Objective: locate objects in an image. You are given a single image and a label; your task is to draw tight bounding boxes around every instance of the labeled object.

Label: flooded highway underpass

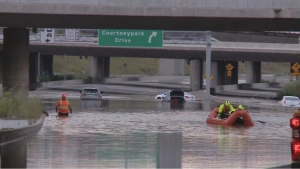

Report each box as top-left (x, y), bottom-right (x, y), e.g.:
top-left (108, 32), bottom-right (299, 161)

top-left (6, 99), bottom-right (296, 168)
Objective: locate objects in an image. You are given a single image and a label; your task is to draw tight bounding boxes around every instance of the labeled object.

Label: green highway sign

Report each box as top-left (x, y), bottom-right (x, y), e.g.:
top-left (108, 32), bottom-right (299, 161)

top-left (98, 29), bottom-right (163, 47)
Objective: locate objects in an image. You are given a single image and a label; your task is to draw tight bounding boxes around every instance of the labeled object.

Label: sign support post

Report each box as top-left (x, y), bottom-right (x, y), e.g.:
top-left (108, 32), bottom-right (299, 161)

top-left (205, 31), bottom-right (212, 112)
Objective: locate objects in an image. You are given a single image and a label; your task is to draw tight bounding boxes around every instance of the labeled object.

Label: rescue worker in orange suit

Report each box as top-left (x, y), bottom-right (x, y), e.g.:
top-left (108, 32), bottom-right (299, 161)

top-left (217, 100), bottom-right (236, 119)
top-left (56, 93), bottom-right (72, 116)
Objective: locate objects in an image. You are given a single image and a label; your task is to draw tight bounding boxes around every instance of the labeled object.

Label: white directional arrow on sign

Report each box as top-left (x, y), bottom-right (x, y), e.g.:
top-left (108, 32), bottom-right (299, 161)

top-left (40, 28), bottom-right (55, 43)
top-left (148, 32), bottom-right (157, 43)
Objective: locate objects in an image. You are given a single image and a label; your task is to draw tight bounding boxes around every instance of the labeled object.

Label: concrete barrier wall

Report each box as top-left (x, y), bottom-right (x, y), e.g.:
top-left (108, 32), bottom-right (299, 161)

top-left (33, 79), bottom-right (90, 89)
top-left (238, 83), bottom-right (269, 89)
top-left (211, 84), bottom-right (239, 93)
top-left (39, 79), bottom-right (90, 88)
top-left (210, 82), bottom-right (281, 94)
top-left (0, 115), bottom-right (44, 146)
top-left (240, 82), bottom-right (281, 89)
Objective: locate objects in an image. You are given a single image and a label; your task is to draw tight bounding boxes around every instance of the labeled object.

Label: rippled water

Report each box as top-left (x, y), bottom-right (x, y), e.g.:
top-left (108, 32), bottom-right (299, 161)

top-left (26, 99), bottom-right (292, 168)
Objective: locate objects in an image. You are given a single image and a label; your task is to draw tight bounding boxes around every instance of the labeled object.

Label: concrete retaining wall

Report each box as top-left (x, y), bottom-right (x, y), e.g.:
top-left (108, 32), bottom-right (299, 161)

top-left (32, 76), bottom-right (142, 89)
top-left (211, 84), bottom-right (239, 93)
top-left (0, 115), bottom-right (44, 146)
top-left (32, 74), bottom-right (279, 87)
top-left (36, 79), bottom-right (90, 88)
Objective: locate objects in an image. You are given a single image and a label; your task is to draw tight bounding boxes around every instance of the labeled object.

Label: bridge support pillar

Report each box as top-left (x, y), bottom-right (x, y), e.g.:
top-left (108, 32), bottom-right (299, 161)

top-left (158, 59), bottom-right (184, 76)
top-left (211, 61), bottom-right (238, 86)
top-left (90, 56), bottom-right (110, 81)
top-left (190, 59), bottom-right (203, 91)
top-left (39, 54), bottom-right (53, 76)
top-left (156, 133), bottom-right (182, 168)
top-left (103, 57), bottom-right (110, 78)
top-left (3, 28), bottom-right (29, 96)
top-left (29, 52), bottom-right (38, 91)
top-left (246, 61), bottom-right (261, 83)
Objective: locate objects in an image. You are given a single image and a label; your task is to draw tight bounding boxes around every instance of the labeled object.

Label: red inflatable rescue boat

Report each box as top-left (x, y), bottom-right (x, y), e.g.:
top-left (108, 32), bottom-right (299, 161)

top-left (206, 107), bottom-right (254, 127)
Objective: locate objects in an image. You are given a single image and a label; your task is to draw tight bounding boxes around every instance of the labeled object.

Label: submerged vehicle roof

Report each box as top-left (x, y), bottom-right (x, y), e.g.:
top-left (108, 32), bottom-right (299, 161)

top-left (170, 90), bottom-right (184, 96)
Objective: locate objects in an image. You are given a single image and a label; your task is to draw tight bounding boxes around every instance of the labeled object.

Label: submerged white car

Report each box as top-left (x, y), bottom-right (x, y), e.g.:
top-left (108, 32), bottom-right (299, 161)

top-left (155, 91), bottom-right (196, 101)
top-left (278, 96), bottom-right (300, 107)
top-left (80, 87), bottom-right (103, 100)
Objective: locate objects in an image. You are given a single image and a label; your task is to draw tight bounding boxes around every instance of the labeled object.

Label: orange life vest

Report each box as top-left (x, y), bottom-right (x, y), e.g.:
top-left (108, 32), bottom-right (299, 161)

top-left (58, 100), bottom-right (69, 113)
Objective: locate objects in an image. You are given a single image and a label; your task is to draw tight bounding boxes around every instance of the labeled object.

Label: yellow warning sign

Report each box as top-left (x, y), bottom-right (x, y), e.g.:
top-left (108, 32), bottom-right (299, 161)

top-left (203, 74), bottom-right (214, 79)
top-left (226, 63), bottom-right (234, 71)
top-left (227, 70), bottom-right (232, 77)
top-left (291, 62), bottom-right (300, 76)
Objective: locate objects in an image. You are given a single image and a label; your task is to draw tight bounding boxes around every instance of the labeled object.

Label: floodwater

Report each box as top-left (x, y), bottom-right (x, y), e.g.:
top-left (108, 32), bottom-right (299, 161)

top-left (18, 99), bottom-right (295, 168)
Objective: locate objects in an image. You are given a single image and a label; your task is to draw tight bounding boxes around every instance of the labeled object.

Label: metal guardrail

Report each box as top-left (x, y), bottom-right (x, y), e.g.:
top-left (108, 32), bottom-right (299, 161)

top-left (0, 29), bottom-right (214, 44)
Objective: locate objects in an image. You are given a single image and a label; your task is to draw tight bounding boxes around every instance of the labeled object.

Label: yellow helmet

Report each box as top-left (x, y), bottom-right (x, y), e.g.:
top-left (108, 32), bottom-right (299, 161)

top-left (224, 100), bottom-right (230, 106)
top-left (238, 105), bottom-right (244, 110)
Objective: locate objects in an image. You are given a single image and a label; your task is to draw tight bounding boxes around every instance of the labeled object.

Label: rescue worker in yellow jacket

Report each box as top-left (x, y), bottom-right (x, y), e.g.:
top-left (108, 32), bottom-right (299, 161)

top-left (234, 104), bottom-right (245, 125)
top-left (218, 100), bottom-right (236, 119)
top-left (56, 93), bottom-right (72, 116)
top-left (236, 105), bottom-right (244, 110)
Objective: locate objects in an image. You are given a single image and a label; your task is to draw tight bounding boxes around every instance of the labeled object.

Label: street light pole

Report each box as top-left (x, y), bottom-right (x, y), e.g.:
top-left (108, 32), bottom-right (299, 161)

top-left (205, 31), bottom-right (212, 112)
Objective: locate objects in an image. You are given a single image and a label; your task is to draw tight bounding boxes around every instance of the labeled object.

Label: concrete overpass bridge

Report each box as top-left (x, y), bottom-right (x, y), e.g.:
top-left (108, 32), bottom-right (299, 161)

top-left (1, 30), bottom-right (299, 61)
top-left (1, 0), bottom-right (300, 94)
top-left (1, 30), bottom-right (299, 91)
top-left (2, 40), bottom-right (298, 61)
top-left (1, 0), bottom-right (300, 31)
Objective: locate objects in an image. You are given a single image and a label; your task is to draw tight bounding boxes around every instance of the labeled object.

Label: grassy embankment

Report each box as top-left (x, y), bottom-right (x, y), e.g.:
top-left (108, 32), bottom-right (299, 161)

top-left (53, 55), bottom-right (291, 76)
top-left (277, 81), bottom-right (300, 99)
top-left (0, 91), bottom-right (44, 119)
